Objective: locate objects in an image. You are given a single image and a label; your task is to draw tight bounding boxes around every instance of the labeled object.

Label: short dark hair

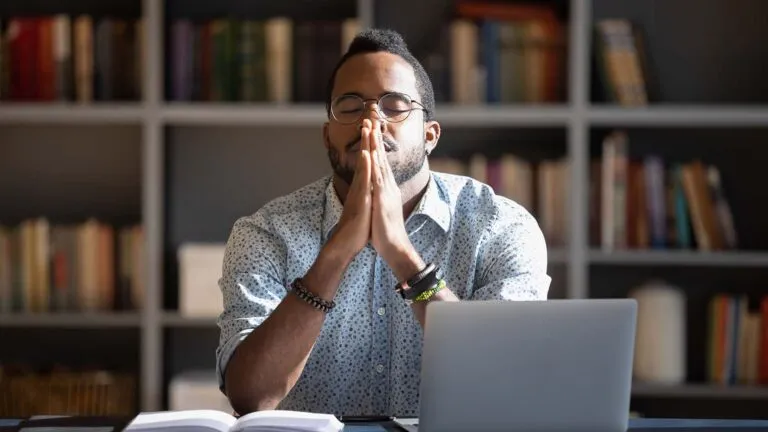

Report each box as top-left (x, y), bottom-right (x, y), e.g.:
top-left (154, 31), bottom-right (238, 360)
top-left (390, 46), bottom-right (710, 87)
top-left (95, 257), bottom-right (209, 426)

top-left (325, 28), bottom-right (436, 122)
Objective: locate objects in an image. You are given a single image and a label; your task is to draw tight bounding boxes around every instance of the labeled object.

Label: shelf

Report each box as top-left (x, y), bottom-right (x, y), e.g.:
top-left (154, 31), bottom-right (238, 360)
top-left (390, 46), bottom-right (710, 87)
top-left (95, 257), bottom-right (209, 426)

top-left (161, 103), bottom-right (327, 126)
top-left (632, 382), bottom-right (768, 399)
top-left (160, 103), bottom-right (573, 127)
top-left (0, 103), bottom-right (144, 124)
top-left (588, 106), bottom-right (768, 127)
top-left (433, 105), bottom-right (571, 126)
top-left (589, 249), bottom-right (768, 267)
top-left (0, 312), bottom-right (142, 328)
top-left (163, 313), bottom-right (218, 328)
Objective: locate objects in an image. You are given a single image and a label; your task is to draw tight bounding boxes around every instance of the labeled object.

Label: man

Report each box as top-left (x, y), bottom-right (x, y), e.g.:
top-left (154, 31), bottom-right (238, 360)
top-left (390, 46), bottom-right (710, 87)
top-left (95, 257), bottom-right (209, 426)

top-left (216, 28), bottom-right (551, 417)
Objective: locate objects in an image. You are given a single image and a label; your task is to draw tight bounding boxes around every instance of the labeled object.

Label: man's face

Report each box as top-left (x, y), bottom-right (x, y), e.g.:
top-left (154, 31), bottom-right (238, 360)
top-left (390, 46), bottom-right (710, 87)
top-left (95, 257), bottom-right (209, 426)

top-left (324, 52), bottom-right (428, 186)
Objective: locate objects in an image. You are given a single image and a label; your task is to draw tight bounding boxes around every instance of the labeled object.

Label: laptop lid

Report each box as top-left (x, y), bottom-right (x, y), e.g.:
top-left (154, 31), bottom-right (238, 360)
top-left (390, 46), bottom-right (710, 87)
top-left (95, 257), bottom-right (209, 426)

top-left (416, 299), bottom-right (637, 432)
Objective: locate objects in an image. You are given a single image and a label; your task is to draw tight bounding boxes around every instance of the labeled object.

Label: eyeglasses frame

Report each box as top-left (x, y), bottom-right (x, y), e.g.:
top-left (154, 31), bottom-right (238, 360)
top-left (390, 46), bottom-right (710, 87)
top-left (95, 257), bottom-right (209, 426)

top-left (328, 92), bottom-right (429, 125)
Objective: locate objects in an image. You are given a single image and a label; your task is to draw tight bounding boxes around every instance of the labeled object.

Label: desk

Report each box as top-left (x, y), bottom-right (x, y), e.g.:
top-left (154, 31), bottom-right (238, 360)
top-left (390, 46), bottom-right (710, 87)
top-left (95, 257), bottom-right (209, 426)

top-left (341, 418), bottom-right (768, 432)
top-left (4, 416), bottom-right (768, 431)
top-left (628, 418), bottom-right (768, 431)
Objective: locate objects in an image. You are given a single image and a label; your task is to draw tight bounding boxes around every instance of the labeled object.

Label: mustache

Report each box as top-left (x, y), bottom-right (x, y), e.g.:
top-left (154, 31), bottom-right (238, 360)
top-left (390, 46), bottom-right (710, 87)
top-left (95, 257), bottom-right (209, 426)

top-left (346, 135), bottom-right (398, 151)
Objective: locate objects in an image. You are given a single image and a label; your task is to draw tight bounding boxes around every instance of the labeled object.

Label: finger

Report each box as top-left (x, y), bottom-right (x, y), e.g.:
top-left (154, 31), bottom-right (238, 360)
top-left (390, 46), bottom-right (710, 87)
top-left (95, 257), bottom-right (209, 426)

top-left (371, 123), bottom-right (387, 175)
top-left (371, 120), bottom-right (381, 151)
top-left (376, 135), bottom-right (391, 181)
top-left (354, 122), bottom-right (372, 192)
top-left (369, 128), bottom-right (381, 188)
top-left (361, 119), bottom-right (373, 191)
top-left (361, 119), bottom-right (372, 152)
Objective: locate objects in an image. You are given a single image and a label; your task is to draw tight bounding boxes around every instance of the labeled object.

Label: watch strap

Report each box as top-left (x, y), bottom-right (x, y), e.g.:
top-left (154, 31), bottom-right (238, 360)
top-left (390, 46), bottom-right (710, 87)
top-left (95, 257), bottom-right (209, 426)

top-left (397, 264), bottom-right (440, 300)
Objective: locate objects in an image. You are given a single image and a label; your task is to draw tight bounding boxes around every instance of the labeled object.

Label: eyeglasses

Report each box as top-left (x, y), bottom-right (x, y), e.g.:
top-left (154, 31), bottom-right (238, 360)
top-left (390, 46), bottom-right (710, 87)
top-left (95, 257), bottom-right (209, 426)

top-left (329, 92), bottom-right (427, 125)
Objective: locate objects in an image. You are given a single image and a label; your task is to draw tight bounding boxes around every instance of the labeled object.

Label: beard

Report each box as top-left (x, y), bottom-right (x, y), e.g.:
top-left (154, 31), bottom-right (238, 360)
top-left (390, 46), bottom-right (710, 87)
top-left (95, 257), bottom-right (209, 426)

top-left (328, 135), bottom-right (426, 186)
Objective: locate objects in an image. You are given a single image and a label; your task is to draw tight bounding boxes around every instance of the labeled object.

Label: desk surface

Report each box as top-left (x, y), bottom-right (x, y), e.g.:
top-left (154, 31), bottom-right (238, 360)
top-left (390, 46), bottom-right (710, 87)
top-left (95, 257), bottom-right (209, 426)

top-left (4, 416), bottom-right (768, 431)
top-left (341, 418), bottom-right (768, 432)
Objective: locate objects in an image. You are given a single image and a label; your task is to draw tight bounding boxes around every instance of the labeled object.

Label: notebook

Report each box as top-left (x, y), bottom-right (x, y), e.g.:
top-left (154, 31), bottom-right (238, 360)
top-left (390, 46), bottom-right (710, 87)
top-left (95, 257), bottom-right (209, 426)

top-left (124, 409), bottom-right (344, 432)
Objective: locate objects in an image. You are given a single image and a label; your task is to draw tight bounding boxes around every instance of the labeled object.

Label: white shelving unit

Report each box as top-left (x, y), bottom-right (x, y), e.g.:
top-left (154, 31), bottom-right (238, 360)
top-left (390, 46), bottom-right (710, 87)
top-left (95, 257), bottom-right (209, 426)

top-left (2, 0), bottom-right (768, 419)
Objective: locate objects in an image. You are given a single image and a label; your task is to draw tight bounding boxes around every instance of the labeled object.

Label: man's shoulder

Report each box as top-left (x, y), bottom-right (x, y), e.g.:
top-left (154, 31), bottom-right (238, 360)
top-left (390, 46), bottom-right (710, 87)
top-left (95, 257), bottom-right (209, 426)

top-left (432, 171), bottom-right (537, 227)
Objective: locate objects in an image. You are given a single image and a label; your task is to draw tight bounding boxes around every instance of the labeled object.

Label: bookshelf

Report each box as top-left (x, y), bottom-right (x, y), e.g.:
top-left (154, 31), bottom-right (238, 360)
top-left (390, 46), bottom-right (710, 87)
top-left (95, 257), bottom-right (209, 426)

top-left (1, 0), bottom-right (768, 421)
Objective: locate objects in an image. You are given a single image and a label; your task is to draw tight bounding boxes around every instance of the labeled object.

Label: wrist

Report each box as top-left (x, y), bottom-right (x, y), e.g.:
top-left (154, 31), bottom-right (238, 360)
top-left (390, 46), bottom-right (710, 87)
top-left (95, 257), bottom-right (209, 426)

top-left (387, 243), bottom-right (426, 282)
top-left (325, 229), bottom-right (362, 267)
top-left (303, 238), bottom-right (354, 300)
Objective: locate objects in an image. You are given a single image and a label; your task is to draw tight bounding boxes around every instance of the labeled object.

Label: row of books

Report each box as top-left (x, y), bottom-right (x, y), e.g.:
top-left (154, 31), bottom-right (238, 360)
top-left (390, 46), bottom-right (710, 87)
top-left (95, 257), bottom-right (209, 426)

top-left (707, 294), bottom-right (768, 385)
top-left (594, 130), bottom-right (737, 251)
top-left (169, 17), bottom-right (359, 103)
top-left (0, 15), bottom-right (145, 102)
top-left (0, 218), bottom-right (145, 313)
top-left (430, 154), bottom-right (568, 246)
top-left (428, 1), bottom-right (567, 104)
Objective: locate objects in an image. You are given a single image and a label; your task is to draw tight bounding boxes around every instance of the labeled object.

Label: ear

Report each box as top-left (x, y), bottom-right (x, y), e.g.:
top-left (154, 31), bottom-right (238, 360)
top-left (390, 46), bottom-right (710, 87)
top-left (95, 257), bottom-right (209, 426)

top-left (424, 120), bottom-right (441, 155)
top-left (322, 121), bottom-right (331, 151)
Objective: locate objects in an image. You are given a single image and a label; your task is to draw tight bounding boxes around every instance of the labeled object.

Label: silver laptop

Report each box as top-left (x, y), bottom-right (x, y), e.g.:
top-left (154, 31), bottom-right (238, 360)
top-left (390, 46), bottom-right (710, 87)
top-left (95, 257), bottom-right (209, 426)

top-left (403, 299), bottom-right (637, 432)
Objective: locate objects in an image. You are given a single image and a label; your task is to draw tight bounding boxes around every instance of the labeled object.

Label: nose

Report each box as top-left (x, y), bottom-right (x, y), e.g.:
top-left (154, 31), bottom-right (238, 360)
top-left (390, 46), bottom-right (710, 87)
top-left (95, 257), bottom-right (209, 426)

top-left (358, 103), bottom-right (388, 131)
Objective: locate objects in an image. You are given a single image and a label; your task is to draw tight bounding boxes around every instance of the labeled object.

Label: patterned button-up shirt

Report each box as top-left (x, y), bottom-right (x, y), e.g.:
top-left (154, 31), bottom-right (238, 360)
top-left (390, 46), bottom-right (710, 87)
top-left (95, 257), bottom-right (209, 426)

top-left (216, 171), bottom-right (551, 417)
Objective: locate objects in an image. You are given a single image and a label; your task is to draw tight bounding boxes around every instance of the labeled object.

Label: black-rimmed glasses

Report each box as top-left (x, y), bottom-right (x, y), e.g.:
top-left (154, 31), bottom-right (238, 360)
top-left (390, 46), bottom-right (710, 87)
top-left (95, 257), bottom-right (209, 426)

top-left (330, 92), bottom-right (427, 125)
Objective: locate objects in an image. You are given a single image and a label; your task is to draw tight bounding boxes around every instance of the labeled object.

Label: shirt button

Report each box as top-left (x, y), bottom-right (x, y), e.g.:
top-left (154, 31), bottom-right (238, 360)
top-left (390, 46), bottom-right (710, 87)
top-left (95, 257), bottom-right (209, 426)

top-left (376, 364), bottom-right (384, 373)
top-left (377, 307), bottom-right (386, 316)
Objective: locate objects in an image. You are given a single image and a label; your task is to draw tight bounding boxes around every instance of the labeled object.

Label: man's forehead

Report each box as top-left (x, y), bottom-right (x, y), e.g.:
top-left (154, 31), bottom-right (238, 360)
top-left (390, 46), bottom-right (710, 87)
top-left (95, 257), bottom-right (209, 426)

top-left (333, 51), bottom-right (419, 98)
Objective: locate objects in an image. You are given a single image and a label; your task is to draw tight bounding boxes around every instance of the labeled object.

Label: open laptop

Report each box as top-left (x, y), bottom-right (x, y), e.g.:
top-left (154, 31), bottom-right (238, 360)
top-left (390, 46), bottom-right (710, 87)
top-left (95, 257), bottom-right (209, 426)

top-left (398, 299), bottom-right (637, 432)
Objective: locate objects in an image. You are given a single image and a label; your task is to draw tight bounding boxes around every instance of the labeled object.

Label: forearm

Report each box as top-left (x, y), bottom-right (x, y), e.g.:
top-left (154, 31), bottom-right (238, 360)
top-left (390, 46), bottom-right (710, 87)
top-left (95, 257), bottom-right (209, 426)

top-left (224, 237), bottom-right (353, 414)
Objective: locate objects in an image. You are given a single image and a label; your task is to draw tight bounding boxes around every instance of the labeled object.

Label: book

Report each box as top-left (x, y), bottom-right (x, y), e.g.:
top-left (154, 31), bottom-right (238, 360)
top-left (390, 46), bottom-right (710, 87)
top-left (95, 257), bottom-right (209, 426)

top-left (124, 409), bottom-right (344, 432)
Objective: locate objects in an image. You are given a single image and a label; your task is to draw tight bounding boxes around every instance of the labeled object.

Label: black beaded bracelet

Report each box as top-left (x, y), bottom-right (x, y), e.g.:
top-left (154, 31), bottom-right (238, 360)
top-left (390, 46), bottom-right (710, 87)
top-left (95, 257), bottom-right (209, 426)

top-left (291, 278), bottom-right (336, 313)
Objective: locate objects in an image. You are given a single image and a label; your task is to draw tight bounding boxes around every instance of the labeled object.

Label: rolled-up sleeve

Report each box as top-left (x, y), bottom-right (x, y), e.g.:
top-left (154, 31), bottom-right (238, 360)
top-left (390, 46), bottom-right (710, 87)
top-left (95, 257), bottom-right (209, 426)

top-left (471, 200), bottom-right (551, 301)
top-left (215, 213), bottom-right (288, 392)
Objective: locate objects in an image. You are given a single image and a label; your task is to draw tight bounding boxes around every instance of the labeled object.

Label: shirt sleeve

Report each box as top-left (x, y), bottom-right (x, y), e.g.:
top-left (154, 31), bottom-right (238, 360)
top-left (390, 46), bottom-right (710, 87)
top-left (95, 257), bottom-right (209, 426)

top-left (470, 199), bottom-right (551, 301)
top-left (215, 213), bottom-right (288, 392)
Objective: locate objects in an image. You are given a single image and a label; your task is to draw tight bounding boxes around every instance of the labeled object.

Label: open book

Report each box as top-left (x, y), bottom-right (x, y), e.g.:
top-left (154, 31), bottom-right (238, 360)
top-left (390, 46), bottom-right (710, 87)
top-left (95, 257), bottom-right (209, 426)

top-left (124, 409), bottom-right (344, 432)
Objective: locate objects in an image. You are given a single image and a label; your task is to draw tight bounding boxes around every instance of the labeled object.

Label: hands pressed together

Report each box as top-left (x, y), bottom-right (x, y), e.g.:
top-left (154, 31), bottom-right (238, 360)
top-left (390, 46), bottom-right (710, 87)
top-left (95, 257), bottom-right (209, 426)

top-left (332, 119), bottom-right (425, 282)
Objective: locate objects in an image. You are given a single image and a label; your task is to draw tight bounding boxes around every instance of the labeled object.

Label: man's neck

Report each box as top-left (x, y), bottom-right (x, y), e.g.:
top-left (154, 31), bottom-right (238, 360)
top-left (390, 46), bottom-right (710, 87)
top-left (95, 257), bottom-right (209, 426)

top-left (333, 168), bottom-right (431, 219)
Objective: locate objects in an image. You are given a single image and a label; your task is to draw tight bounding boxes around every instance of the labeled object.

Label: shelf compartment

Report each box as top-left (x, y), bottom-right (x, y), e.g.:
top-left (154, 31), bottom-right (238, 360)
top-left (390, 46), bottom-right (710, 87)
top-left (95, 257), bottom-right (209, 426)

top-left (590, 265), bottom-right (768, 388)
top-left (0, 327), bottom-right (140, 370)
top-left (589, 127), bottom-right (768, 253)
top-left (162, 326), bottom-right (220, 409)
top-left (0, 124), bottom-right (143, 225)
top-left (591, 0), bottom-right (768, 105)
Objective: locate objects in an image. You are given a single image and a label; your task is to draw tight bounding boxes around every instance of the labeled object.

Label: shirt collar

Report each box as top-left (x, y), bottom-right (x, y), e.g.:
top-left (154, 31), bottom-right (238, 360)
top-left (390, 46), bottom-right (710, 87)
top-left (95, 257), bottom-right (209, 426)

top-left (322, 172), bottom-right (451, 242)
top-left (409, 172), bottom-right (451, 233)
top-left (322, 177), bottom-right (345, 242)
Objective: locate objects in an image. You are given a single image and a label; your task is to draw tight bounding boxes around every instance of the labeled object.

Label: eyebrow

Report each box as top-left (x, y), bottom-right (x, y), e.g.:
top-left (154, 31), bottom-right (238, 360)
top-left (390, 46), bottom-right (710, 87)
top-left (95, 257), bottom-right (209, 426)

top-left (336, 90), bottom-right (401, 99)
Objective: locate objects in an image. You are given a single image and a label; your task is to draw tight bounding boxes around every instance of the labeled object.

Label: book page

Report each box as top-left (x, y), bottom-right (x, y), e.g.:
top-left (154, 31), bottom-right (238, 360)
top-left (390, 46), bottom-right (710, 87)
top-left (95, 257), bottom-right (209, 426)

top-left (231, 410), bottom-right (343, 432)
top-left (125, 409), bottom-right (236, 432)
